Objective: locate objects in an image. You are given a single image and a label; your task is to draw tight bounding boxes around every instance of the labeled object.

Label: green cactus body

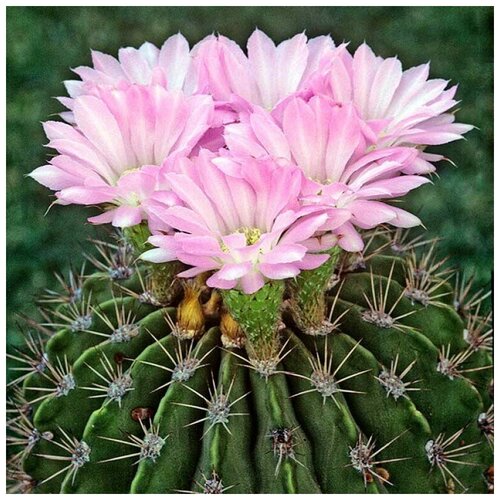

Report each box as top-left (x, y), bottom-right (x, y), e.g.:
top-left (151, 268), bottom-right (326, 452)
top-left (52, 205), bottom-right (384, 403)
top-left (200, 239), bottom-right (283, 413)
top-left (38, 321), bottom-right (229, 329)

top-left (7, 231), bottom-right (493, 494)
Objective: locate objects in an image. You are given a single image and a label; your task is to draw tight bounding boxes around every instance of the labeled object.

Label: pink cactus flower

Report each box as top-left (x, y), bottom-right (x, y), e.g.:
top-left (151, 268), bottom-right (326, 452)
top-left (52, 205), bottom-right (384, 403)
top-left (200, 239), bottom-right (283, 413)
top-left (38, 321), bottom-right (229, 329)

top-left (29, 85), bottom-right (214, 227)
top-left (308, 43), bottom-right (473, 170)
top-left (193, 29), bottom-right (337, 112)
top-left (57, 34), bottom-right (231, 150)
top-left (141, 151), bottom-right (343, 294)
top-left (61, 35), bottom-right (199, 110)
top-left (224, 95), bottom-right (430, 251)
top-left (29, 30), bottom-right (473, 257)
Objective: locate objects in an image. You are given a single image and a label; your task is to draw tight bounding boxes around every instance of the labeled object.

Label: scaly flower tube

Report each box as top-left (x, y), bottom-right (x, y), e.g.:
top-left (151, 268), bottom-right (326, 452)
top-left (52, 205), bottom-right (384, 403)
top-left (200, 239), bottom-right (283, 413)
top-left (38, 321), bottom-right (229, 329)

top-left (224, 95), bottom-right (430, 251)
top-left (29, 85), bottom-right (214, 228)
top-left (140, 150), bottom-right (346, 294)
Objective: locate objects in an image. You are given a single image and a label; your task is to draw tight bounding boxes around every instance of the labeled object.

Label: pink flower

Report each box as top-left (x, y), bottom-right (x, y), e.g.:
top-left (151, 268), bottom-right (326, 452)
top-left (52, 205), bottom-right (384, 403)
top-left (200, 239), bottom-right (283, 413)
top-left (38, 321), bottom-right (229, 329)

top-left (29, 30), bottom-right (473, 253)
top-left (224, 96), bottom-right (430, 251)
top-left (309, 43), bottom-right (473, 170)
top-left (57, 35), bottom-right (229, 151)
top-left (60, 35), bottom-right (200, 114)
top-left (193, 29), bottom-right (336, 112)
top-left (141, 151), bottom-right (338, 294)
top-left (29, 85), bottom-right (214, 227)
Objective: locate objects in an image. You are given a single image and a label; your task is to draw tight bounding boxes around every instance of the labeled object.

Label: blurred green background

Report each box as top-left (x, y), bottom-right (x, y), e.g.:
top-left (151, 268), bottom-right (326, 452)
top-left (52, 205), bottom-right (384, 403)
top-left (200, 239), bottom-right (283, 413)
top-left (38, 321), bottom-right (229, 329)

top-left (7, 6), bottom-right (493, 347)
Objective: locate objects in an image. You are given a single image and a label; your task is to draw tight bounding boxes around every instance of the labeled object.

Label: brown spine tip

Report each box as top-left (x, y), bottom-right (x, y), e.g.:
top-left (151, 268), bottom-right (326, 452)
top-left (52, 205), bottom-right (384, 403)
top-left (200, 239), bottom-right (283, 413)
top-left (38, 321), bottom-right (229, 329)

top-left (363, 472), bottom-right (374, 484)
top-left (114, 352), bottom-right (125, 364)
top-left (131, 407), bottom-right (154, 422)
top-left (485, 465), bottom-right (494, 493)
top-left (375, 467), bottom-right (390, 483)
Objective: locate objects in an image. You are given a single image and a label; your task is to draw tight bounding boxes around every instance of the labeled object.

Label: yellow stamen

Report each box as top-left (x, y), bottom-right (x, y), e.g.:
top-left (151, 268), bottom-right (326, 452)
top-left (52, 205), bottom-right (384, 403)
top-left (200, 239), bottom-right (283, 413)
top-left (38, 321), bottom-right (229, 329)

top-left (237, 226), bottom-right (262, 245)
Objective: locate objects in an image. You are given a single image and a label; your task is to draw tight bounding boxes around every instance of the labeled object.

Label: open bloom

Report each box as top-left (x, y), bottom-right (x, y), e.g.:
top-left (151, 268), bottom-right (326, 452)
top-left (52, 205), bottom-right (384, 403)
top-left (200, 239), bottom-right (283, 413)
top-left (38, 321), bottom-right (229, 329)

top-left (29, 85), bottom-right (214, 227)
top-left (224, 96), bottom-right (430, 251)
top-left (60, 35), bottom-right (200, 116)
top-left (29, 29), bottom-right (474, 257)
top-left (193, 28), bottom-right (336, 112)
top-left (309, 43), bottom-right (473, 170)
top-left (57, 34), bottom-right (233, 150)
top-left (141, 151), bottom-right (340, 294)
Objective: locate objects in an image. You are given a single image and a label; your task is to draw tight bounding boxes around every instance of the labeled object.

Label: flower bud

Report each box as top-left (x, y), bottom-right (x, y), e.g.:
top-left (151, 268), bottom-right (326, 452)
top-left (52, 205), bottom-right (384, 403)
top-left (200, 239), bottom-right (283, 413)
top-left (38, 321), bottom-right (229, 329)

top-left (220, 309), bottom-right (246, 348)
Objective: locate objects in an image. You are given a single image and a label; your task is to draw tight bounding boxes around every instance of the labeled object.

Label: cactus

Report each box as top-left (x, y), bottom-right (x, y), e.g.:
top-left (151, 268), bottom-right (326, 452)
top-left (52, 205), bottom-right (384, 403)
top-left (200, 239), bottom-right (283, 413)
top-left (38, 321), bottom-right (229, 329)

top-left (7, 227), bottom-right (493, 494)
top-left (9, 27), bottom-right (493, 495)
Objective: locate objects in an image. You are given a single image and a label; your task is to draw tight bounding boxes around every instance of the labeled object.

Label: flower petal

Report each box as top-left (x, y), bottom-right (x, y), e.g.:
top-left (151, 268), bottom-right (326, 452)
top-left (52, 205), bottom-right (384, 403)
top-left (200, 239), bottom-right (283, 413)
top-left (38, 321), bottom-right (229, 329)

top-left (259, 263), bottom-right (300, 280)
top-left (111, 205), bottom-right (143, 228)
top-left (141, 247), bottom-right (176, 263)
top-left (216, 262), bottom-right (253, 280)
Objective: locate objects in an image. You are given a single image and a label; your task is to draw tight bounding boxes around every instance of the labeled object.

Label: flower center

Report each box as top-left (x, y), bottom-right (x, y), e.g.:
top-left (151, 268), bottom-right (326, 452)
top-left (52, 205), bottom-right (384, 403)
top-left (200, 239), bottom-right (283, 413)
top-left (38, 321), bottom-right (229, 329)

top-left (124, 192), bottom-right (142, 206)
top-left (116, 168), bottom-right (144, 207)
top-left (309, 176), bottom-right (333, 184)
top-left (121, 168), bottom-right (140, 177)
top-left (237, 226), bottom-right (262, 245)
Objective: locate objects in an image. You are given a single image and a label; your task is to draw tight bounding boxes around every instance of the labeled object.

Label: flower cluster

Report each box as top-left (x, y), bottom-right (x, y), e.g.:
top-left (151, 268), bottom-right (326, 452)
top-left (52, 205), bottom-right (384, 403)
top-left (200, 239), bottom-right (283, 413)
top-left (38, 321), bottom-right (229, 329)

top-left (30, 30), bottom-right (472, 293)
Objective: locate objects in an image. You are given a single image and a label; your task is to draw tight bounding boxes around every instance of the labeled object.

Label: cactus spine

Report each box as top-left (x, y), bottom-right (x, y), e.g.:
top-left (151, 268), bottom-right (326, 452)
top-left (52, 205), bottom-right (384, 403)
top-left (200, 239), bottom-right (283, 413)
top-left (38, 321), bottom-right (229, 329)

top-left (7, 229), bottom-right (493, 494)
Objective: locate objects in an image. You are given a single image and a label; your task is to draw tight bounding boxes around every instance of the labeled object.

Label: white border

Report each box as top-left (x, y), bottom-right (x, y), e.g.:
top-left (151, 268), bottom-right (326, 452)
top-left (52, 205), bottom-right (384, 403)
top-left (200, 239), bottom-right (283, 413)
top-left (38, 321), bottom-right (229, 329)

top-left (2, 2), bottom-right (495, 498)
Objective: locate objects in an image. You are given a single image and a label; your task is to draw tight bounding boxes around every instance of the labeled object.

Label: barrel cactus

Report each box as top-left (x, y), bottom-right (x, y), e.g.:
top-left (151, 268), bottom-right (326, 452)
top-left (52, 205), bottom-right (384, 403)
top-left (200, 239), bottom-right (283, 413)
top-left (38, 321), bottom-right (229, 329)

top-left (8, 29), bottom-right (493, 494)
top-left (7, 229), bottom-right (493, 493)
